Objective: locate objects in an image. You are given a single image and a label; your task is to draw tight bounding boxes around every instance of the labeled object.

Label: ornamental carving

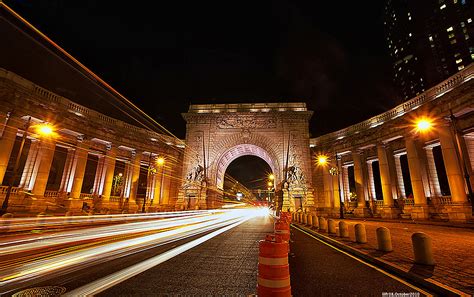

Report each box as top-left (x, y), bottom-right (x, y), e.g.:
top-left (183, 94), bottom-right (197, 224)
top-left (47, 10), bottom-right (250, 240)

top-left (216, 115), bottom-right (276, 129)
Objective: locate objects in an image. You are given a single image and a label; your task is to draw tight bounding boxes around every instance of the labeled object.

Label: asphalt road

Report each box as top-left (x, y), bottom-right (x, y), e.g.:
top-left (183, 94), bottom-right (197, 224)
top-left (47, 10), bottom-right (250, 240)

top-left (97, 215), bottom-right (274, 296)
top-left (290, 226), bottom-right (431, 297)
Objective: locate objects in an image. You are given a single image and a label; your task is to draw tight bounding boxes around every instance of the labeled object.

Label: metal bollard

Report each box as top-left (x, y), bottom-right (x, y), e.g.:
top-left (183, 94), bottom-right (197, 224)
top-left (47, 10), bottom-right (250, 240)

top-left (376, 227), bottom-right (393, 252)
top-left (318, 217), bottom-right (327, 232)
top-left (338, 221), bottom-right (349, 238)
top-left (328, 219), bottom-right (337, 234)
top-left (354, 223), bottom-right (367, 243)
top-left (307, 214), bottom-right (313, 226)
top-left (312, 215), bottom-right (319, 229)
top-left (412, 232), bottom-right (435, 265)
top-left (303, 214), bottom-right (308, 225)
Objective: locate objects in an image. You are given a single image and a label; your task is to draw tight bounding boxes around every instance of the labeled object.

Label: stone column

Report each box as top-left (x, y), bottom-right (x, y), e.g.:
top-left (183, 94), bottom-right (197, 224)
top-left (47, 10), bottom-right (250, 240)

top-left (19, 140), bottom-right (40, 190)
top-left (394, 154), bottom-right (406, 199)
top-left (405, 137), bottom-right (429, 219)
top-left (31, 140), bottom-right (56, 212)
top-left (59, 148), bottom-right (75, 193)
top-left (153, 165), bottom-right (164, 205)
top-left (377, 145), bottom-right (394, 206)
top-left (424, 146), bottom-right (442, 197)
top-left (438, 126), bottom-right (467, 203)
top-left (101, 146), bottom-right (117, 203)
top-left (463, 135), bottom-right (474, 192)
top-left (322, 164), bottom-right (333, 212)
top-left (93, 155), bottom-right (106, 195)
top-left (352, 152), bottom-right (369, 217)
top-left (127, 151), bottom-right (141, 212)
top-left (438, 125), bottom-right (471, 222)
top-left (331, 163), bottom-right (341, 216)
top-left (366, 160), bottom-right (376, 200)
top-left (161, 166), bottom-right (172, 206)
top-left (0, 114), bottom-right (19, 185)
top-left (342, 165), bottom-right (350, 203)
top-left (67, 140), bottom-right (90, 212)
top-left (377, 144), bottom-right (400, 218)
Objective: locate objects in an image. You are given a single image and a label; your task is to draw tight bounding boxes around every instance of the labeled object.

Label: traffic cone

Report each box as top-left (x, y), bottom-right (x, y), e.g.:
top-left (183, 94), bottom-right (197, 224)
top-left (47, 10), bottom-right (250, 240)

top-left (274, 220), bottom-right (290, 242)
top-left (257, 234), bottom-right (291, 297)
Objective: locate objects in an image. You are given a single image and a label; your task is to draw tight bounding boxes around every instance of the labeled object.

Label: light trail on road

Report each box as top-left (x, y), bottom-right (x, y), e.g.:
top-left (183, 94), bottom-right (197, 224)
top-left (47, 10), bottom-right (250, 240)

top-left (0, 208), bottom-right (268, 295)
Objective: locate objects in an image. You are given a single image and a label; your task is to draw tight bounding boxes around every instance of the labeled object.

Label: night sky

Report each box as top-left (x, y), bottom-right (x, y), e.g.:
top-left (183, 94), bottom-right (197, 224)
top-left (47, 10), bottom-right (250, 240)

top-left (4, 0), bottom-right (398, 140)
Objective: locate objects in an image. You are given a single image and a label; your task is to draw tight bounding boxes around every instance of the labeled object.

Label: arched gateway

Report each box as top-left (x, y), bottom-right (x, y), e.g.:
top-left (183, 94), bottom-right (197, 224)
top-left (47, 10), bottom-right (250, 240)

top-left (175, 103), bottom-right (315, 211)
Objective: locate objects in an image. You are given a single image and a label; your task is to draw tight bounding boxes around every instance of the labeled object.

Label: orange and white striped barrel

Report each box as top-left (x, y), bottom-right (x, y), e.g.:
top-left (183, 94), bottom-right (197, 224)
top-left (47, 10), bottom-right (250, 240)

top-left (258, 234), bottom-right (291, 297)
top-left (274, 220), bottom-right (290, 242)
top-left (279, 212), bottom-right (292, 225)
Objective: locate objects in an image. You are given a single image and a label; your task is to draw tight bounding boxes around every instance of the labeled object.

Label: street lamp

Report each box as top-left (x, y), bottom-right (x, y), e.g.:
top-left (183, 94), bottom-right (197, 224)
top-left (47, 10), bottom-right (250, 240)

top-left (1, 119), bottom-right (56, 215)
top-left (415, 117), bottom-right (433, 133)
top-left (317, 155), bottom-right (328, 166)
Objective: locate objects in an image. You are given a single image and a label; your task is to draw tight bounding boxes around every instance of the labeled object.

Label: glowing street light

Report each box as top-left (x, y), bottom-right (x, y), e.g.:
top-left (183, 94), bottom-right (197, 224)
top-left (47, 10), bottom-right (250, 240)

top-left (317, 155), bottom-right (328, 166)
top-left (267, 181), bottom-right (273, 187)
top-left (415, 117), bottom-right (433, 133)
top-left (156, 156), bottom-right (165, 166)
top-left (268, 174), bottom-right (274, 181)
top-left (35, 123), bottom-right (55, 137)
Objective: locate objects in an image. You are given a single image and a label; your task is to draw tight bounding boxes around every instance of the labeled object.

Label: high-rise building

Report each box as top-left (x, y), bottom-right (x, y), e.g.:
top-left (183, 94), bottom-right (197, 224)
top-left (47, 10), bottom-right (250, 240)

top-left (384, 0), bottom-right (473, 101)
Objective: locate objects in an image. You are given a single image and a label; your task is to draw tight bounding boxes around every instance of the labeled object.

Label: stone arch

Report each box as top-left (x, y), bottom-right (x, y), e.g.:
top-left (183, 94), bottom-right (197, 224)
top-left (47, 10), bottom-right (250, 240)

top-left (209, 132), bottom-right (283, 190)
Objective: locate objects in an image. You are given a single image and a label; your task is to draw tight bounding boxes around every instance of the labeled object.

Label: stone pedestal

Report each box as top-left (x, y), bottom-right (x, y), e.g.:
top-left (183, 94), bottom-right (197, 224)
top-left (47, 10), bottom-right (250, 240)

top-left (444, 203), bottom-right (473, 223)
top-left (353, 206), bottom-right (370, 218)
top-left (381, 206), bottom-right (401, 219)
top-left (64, 199), bottom-right (84, 214)
top-left (406, 204), bottom-right (430, 220)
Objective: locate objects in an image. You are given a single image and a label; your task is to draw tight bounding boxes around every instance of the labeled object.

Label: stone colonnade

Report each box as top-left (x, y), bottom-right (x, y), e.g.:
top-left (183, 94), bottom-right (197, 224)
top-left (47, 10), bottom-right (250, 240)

top-left (315, 119), bottom-right (473, 223)
top-left (0, 116), bottom-right (178, 214)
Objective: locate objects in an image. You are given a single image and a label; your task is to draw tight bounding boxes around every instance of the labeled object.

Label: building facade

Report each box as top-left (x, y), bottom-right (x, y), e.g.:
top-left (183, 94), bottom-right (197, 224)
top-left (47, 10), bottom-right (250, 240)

top-left (311, 63), bottom-right (474, 222)
top-left (0, 68), bottom-right (183, 214)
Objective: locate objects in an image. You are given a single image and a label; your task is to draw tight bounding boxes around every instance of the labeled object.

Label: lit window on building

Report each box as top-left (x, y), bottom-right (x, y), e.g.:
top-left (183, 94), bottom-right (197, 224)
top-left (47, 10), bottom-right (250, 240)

top-left (458, 65), bottom-right (465, 70)
top-left (429, 36), bottom-right (434, 42)
top-left (448, 33), bottom-right (455, 38)
top-left (468, 18), bottom-right (472, 23)
top-left (466, 34), bottom-right (470, 40)
top-left (454, 0), bottom-right (458, 3)
top-left (440, 4), bottom-right (447, 9)
top-left (461, 22), bottom-right (465, 27)
top-left (409, 33), bottom-right (412, 37)
top-left (447, 26), bottom-right (454, 32)
top-left (450, 39), bottom-right (457, 44)
top-left (456, 58), bottom-right (463, 64)
top-left (471, 53), bottom-right (474, 60)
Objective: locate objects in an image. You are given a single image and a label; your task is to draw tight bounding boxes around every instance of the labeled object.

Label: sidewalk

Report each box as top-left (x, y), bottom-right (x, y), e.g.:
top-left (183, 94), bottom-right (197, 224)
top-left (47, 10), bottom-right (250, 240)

top-left (295, 218), bottom-right (474, 296)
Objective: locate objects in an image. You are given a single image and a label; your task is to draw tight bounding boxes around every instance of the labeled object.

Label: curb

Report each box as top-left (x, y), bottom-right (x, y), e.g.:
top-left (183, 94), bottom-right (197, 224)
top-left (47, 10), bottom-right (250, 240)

top-left (291, 223), bottom-right (470, 297)
top-left (342, 217), bottom-right (474, 230)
